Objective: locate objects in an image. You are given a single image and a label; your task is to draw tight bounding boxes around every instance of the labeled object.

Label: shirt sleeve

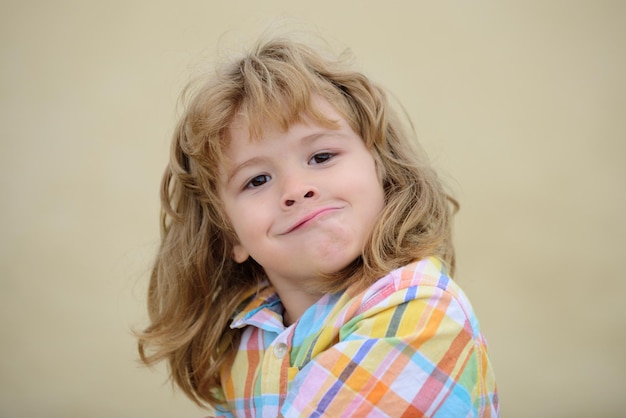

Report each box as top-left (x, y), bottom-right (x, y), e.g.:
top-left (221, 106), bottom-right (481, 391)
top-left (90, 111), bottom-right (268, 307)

top-left (281, 280), bottom-right (499, 417)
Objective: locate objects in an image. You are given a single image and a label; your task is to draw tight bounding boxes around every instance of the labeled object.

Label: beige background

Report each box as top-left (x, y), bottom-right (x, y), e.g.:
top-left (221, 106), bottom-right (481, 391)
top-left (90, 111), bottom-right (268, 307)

top-left (1, 1), bottom-right (624, 417)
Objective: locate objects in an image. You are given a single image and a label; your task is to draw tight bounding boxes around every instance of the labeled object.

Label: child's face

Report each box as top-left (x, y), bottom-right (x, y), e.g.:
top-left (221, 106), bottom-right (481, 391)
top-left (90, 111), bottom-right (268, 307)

top-left (219, 97), bottom-right (385, 290)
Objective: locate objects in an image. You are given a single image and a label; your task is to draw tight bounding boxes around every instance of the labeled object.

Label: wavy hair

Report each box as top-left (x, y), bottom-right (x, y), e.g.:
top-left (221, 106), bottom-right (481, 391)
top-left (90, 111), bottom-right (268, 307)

top-left (137, 35), bottom-right (458, 407)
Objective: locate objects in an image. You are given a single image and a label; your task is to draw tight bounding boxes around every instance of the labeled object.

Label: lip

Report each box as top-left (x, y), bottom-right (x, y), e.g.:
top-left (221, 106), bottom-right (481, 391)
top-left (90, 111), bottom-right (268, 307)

top-left (282, 206), bottom-right (341, 234)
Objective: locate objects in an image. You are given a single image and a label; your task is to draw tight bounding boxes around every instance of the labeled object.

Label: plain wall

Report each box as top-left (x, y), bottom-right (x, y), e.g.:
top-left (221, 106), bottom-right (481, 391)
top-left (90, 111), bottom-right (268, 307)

top-left (1, 1), bottom-right (624, 417)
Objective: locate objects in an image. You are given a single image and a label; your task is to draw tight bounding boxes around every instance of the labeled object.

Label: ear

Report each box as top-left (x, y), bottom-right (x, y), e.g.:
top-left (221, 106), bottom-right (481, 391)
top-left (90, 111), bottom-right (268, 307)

top-left (232, 244), bottom-right (250, 263)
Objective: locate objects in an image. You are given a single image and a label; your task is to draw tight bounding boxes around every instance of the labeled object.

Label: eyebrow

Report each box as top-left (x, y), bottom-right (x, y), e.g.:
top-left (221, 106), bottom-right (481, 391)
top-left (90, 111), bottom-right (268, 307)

top-left (225, 129), bottom-right (341, 186)
top-left (225, 156), bottom-right (269, 186)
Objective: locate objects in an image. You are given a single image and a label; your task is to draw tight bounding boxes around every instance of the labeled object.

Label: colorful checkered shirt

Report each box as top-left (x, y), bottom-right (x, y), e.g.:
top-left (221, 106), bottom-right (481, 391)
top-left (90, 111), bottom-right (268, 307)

top-left (213, 257), bottom-right (499, 417)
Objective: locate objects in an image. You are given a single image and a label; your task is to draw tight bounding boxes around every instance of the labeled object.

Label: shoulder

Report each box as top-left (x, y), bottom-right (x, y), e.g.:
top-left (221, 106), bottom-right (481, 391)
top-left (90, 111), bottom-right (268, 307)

top-left (347, 257), bottom-right (481, 335)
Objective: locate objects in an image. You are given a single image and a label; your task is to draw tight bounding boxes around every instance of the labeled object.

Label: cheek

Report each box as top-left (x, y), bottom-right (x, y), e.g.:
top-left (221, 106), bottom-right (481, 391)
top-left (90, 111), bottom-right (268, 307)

top-left (365, 171), bottom-right (386, 219)
top-left (219, 198), bottom-right (246, 239)
top-left (369, 156), bottom-right (388, 204)
top-left (372, 154), bottom-right (386, 184)
top-left (227, 208), bottom-right (248, 236)
top-left (228, 204), bottom-right (267, 243)
top-left (363, 154), bottom-right (386, 195)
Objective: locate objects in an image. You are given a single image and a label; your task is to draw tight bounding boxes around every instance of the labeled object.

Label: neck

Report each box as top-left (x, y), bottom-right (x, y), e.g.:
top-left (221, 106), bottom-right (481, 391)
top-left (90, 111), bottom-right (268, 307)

top-left (273, 286), bottom-right (323, 326)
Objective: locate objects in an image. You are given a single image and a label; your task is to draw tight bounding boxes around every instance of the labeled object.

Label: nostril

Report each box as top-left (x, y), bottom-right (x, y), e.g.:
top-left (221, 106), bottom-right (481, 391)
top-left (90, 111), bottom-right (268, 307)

top-left (284, 190), bottom-right (314, 207)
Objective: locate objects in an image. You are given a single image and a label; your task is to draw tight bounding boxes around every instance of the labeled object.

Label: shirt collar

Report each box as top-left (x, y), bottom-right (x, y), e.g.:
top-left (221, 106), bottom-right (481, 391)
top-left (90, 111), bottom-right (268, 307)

top-left (230, 283), bottom-right (287, 334)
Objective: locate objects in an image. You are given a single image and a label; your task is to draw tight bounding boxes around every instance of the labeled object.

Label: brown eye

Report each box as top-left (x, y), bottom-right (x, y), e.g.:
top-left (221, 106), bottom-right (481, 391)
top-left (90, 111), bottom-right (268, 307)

top-left (246, 174), bottom-right (271, 189)
top-left (310, 152), bottom-right (334, 165)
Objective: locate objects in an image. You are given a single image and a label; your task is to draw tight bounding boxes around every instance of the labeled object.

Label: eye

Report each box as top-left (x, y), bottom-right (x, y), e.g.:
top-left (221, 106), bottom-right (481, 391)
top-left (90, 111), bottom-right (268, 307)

top-left (309, 152), bottom-right (335, 165)
top-left (245, 174), bottom-right (271, 189)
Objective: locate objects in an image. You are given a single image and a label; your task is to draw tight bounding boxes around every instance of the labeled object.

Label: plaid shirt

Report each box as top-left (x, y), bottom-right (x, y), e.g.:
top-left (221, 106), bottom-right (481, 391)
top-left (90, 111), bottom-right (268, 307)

top-left (214, 257), bottom-right (499, 417)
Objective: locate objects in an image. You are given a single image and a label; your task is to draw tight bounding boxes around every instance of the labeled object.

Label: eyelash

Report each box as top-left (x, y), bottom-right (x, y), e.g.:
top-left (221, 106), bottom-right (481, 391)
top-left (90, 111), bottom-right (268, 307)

top-left (244, 174), bottom-right (271, 189)
top-left (309, 152), bottom-right (335, 165)
top-left (242, 152), bottom-right (337, 190)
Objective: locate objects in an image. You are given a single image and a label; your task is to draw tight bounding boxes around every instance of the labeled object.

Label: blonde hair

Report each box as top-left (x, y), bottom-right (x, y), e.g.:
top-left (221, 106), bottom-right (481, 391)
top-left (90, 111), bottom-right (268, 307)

top-left (137, 35), bottom-right (458, 407)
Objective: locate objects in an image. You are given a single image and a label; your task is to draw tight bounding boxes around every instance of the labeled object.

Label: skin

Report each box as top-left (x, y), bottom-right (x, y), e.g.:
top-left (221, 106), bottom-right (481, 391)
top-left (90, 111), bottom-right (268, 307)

top-left (219, 97), bottom-right (385, 325)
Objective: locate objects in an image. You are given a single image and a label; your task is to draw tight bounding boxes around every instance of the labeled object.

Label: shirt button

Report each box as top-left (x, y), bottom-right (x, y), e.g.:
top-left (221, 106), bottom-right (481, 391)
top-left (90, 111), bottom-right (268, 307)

top-left (273, 343), bottom-right (288, 359)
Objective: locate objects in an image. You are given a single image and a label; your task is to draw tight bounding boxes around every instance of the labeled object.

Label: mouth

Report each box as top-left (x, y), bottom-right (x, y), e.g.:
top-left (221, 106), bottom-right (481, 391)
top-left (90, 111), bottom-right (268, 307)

top-left (283, 207), bottom-right (341, 234)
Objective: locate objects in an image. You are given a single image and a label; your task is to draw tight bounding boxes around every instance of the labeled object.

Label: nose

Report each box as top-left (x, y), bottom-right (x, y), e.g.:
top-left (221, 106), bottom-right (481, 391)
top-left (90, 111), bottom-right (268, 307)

top-left (282, 177), bottom-right (318, 208)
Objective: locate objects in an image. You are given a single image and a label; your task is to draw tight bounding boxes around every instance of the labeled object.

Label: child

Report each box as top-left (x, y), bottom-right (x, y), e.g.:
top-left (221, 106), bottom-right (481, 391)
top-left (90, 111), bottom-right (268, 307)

top-left (138, 34), bottom-right (499, 417)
